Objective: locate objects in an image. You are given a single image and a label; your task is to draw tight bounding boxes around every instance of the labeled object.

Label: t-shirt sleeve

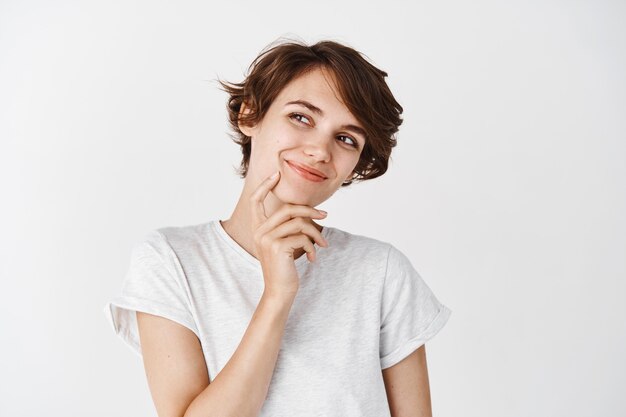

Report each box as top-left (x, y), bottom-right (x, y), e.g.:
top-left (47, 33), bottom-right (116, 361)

top-left (379, 244), bottom-right (452, 369)
top-left (102, 229), bottom-right (199, 357)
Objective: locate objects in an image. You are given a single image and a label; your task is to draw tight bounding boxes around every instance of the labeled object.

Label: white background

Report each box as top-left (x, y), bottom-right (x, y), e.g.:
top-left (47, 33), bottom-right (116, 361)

top-left (1, 0), bottom-right (625, 416)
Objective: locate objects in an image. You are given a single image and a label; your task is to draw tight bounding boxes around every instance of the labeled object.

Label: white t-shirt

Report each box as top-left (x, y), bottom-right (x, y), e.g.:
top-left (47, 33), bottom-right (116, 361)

top-left (103, 220), bottom-right (452, 416)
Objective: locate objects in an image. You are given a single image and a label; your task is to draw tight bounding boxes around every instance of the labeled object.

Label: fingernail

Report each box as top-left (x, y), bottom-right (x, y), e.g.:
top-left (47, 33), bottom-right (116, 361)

top-left (318, 210), bottom-right (327, 215)
top-left (270, 171), bottom-right (279, 179)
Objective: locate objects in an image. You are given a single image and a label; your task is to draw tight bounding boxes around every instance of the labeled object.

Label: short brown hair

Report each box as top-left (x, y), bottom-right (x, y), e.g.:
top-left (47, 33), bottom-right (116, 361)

top-left (216, 37), bottom-right (403, 187)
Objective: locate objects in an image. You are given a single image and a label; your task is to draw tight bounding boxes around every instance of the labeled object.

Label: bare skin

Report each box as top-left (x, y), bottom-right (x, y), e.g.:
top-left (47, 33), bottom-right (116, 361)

top-left (220, 200), bottom-right (322, 264)
top-left (246, 169), bottom-right (329, 296)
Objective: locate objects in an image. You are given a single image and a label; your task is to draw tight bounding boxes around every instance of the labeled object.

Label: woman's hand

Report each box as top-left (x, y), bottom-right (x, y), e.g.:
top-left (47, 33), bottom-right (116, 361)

top-left (250, 171), bottom-right (329, 298)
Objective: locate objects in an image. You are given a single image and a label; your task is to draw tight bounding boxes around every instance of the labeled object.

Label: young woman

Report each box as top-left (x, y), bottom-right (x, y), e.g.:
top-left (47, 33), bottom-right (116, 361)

top-left (104, 38), bottom-right (452, 417)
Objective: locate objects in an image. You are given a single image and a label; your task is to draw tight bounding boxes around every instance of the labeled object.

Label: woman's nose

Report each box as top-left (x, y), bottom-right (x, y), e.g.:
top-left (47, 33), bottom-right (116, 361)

top-left (302, 134), bottom-right (332, 162)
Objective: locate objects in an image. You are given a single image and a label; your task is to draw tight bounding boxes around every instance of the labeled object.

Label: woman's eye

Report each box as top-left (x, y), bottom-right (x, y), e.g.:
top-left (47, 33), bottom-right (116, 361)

top-left (290, 113), bottom-right (311, 125)
top-left (290, 113), bottom-right (358, 149)
top-left (337, 135), bottom-right (358, 148)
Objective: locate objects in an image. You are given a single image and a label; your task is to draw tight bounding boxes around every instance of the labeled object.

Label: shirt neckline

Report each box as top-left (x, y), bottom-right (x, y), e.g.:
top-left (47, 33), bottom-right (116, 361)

top-left (211, 219), bottom-right (331, 270)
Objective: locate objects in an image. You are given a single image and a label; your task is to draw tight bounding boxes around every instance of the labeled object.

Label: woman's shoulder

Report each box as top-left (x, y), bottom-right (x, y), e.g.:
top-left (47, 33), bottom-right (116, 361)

top-left (324, 224), bottom-right (393, 255)
top-left (155, 220), bottom-right (210, 238)
top-left (138, 220), bottom-right (213, 253)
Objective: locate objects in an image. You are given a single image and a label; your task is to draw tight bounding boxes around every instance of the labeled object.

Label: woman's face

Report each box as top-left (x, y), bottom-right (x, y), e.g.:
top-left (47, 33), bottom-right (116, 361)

top-left (240, 66), bottom-right (366, 208)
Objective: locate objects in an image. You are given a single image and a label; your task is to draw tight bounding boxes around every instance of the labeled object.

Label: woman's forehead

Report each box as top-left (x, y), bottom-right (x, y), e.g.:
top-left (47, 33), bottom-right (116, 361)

top-left (279, 67), bottom-right (340, 98)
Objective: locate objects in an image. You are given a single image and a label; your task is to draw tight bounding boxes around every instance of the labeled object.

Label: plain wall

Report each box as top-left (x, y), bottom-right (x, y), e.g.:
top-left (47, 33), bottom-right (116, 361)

top-left (1, 0), bottom-right (624, 416)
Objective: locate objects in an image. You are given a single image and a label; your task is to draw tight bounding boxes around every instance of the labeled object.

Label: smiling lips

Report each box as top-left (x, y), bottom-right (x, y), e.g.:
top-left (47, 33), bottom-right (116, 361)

top-left (286, 160), bottom-right (327, 182)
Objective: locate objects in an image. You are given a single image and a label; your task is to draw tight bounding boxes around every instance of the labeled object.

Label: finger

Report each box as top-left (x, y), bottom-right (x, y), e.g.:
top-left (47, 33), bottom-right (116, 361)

top-left (266, 217), bottom-right (328, 248)
top-left (256, 204), bottom-right (327, 238)
top-left (280, 234), bottom-right (317, 262)
top-left (250, 171), bottom-right (281, 226)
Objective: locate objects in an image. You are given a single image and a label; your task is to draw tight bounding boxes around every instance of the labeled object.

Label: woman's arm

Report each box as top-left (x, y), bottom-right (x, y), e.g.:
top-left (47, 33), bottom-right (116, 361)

top-left (136, 311), bottom-right (209, 417)
top-left (382, 344), bottom-right (433, 417)
top-left (137, 290), bottom-right (296, 417)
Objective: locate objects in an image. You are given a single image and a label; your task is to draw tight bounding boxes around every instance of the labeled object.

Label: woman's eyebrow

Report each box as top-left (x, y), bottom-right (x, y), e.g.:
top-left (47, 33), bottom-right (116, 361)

top-left (285, 99), bottom-right (367, 138)
top-left (286, 99), bottom-right (324, 115)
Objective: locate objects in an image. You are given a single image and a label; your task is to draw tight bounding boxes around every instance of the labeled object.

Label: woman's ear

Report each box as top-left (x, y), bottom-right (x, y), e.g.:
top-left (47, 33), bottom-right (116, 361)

top-left (238, 101), bottom-right (257, 137)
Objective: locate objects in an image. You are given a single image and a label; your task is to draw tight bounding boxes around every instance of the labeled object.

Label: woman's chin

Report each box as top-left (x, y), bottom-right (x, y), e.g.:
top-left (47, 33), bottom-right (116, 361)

top-left (272, 182), bottom-right (321, 207)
